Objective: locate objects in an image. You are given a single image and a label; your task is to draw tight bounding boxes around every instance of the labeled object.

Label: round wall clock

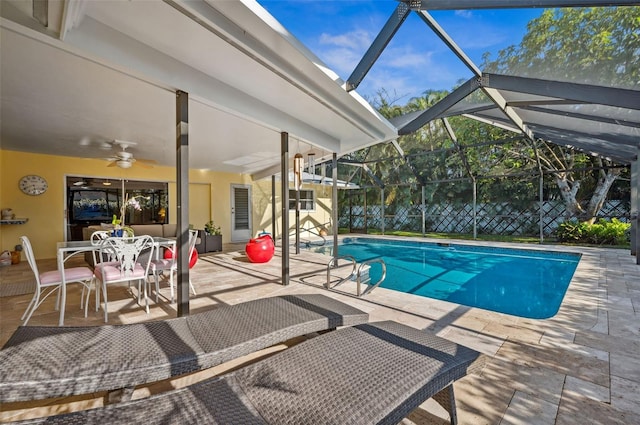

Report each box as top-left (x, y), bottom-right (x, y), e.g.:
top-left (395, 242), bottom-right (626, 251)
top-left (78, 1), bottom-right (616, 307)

top-left (19, 175), bottom-right (48, 196)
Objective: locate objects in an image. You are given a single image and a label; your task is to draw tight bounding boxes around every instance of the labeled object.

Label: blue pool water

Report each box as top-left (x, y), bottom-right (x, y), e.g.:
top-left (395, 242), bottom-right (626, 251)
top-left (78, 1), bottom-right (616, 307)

top-left (315, 237), bottom-right (581, 319)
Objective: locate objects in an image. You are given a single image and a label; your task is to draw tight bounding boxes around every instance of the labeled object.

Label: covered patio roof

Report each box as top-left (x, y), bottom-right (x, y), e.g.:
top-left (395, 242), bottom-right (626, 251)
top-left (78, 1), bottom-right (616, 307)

top-left (0, 0), bottom-right (397, 177)
top-left (2, 1), bottom-right (638, 171)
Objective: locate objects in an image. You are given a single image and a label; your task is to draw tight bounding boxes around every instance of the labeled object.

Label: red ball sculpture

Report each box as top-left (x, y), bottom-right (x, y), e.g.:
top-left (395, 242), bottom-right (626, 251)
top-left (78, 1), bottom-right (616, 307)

top-left (164, 247), bottom-right (198, 268)
top-left (245, 234), bottom-right (275, 263)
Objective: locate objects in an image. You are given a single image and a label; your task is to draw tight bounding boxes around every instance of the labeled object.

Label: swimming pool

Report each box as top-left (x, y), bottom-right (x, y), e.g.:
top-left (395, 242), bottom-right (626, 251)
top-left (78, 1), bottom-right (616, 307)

top-left (315, 237), bottom-right (581, 319)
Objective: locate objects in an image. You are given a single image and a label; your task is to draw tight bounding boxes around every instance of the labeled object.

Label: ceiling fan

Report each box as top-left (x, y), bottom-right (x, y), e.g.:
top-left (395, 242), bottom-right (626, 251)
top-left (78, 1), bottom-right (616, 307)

top-left (105, 140), bottom-right (156, 169)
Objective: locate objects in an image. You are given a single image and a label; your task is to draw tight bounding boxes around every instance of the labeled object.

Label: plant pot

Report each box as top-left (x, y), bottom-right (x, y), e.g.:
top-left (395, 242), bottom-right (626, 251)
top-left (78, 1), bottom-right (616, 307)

top-left (11, 251), bottom-right (21, 264)
top-left (205, 234), bottom-right (222, 252)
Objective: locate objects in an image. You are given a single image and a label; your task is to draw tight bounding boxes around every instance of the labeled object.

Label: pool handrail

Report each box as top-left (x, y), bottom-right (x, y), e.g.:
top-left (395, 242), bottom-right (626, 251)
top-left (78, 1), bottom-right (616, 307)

top-left (357, 257), bottom-right (387, 296)
top-left (326, 255), bottom-right (357, 289)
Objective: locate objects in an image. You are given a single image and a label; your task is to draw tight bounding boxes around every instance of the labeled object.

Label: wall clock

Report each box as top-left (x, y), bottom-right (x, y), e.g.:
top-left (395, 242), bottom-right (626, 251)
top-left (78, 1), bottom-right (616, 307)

top-left (19, 175), bottom-right (48, 196)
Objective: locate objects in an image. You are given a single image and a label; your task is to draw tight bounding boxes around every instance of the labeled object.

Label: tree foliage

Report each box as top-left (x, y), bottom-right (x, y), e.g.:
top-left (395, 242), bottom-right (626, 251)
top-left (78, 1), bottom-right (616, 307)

top-left (482, 7), bottom-right (640, 89)
top-left (480, 7), bottom-right (636, 220)
top-left (339, 7), bottom-right (633, 230)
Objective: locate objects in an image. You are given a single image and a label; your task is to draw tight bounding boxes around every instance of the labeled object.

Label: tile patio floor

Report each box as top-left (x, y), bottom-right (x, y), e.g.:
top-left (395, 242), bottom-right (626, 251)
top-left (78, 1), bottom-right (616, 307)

top-left (0, 237), bottom-right (638, 424)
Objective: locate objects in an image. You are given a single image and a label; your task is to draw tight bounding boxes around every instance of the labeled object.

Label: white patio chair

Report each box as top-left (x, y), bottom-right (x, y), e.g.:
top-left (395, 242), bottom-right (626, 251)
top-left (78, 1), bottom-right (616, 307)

top-left (88, 230), bottom-right (113, 308)
top-left (94, 235), bottom-right (155, 322)
top-left (19, 235), bottom-right (94, 325)
top-left (149, 229), bottom-right (198, 303)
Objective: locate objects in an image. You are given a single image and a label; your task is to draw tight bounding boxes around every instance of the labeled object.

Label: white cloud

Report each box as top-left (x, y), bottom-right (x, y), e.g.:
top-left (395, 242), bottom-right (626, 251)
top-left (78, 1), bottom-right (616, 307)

top-left (455, 10), bottom-right (473, 19)
top-left (385, 48), bottom-right (432, 69)
top-left (321, 47), bottom-right (363, 75)
top-left (308, 23), bottom-right (474, 98)
top-left (319, 29), bottom-right (372, 51)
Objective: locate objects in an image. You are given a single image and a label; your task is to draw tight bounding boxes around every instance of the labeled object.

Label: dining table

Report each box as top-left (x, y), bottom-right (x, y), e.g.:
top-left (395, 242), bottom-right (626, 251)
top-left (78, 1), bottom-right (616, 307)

top-left (56, 237), bottom-right (176, 326)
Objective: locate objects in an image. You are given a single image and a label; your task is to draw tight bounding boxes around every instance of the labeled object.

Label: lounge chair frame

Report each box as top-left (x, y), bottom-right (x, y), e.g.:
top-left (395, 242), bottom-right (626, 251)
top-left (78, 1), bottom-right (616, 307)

top-left (11, 321), bottom-right (484, 424)
top-left (0, 294), bottom-right (367, 403)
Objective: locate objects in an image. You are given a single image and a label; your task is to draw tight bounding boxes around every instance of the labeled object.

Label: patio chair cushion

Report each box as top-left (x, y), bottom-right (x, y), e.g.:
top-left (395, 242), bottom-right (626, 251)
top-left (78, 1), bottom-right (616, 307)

top-left (93, 263), bottom-right (147, 281)
top-left (39, 268), bottom-right (93, 285)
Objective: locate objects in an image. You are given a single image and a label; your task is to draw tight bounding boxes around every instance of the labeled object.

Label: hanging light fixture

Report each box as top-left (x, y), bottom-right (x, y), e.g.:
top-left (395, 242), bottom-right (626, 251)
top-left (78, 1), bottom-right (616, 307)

top-left (293, 153), bottom-right (304, 191)
top-left (102, 179), bottom-right (112, 186)
top-left (307, 152), bottom-right (315, 182)
top-left (116, 159), bottom-right (132, 169)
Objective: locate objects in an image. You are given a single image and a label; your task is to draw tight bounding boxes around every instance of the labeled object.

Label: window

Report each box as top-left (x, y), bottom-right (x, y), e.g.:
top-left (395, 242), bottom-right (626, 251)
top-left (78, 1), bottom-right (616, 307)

top-left (289, 189), bottom-right (315, 211)
top-left (66, 176), bottom-right (168, 240)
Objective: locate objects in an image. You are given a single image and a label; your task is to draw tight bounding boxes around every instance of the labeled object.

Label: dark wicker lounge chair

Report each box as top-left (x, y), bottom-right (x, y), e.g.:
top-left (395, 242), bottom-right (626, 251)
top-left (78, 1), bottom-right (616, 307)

top-left (14, 321), bottom-right (485, 424)
top-left (0, 294), bottom-right (367, 403)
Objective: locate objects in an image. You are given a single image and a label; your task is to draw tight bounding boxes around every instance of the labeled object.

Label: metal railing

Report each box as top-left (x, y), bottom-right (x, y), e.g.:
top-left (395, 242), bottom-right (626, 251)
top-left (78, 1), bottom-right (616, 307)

top-left (326, 255), bottom-right (356, 289)
top-left (325, 255), bottom-right (386, 297)
top-left (356, 257), bottom-right (386, 296)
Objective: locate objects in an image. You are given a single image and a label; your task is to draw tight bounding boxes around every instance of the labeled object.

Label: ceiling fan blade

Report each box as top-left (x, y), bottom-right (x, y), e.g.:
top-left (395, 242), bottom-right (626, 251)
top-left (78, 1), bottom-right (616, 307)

top-left (137, 158), bottom-right (157, 165)
top-left (136, 161), bottom-right (154, 169)
top-left (106, 161), bottom-right (118, 167)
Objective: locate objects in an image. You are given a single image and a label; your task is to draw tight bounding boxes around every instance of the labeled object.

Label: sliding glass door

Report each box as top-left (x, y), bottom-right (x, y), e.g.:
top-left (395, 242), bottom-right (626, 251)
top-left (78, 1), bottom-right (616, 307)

top-left (65, 176), bottom-right (168, 240)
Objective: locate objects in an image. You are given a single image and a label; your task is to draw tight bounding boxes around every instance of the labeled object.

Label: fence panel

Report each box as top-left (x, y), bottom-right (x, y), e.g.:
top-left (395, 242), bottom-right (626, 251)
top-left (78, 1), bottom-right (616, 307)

top-left (340, 200), bottom-right (629, 237)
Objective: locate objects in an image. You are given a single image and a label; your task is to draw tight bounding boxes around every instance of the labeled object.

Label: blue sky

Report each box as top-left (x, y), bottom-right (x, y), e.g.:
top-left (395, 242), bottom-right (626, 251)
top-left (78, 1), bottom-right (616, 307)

top-left (258, 1), bottom-right (541, 105)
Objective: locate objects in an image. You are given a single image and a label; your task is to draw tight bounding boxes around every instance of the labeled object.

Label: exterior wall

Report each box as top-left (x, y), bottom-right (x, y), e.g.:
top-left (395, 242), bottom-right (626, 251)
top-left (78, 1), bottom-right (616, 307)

top-left (251, 177), bottom-right (334, 240)
top-left (0, 150), bottom-right (250, 259)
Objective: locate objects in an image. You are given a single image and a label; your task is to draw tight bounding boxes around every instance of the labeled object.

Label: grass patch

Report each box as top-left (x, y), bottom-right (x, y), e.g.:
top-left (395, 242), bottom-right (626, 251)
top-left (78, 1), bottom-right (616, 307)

top-left (339, 228), bottom-right (630, 249)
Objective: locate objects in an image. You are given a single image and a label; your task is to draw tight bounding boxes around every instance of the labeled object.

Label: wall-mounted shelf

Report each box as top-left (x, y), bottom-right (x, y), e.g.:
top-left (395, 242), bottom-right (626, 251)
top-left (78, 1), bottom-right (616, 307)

top-left (0, 218), bottom-right (29, 225)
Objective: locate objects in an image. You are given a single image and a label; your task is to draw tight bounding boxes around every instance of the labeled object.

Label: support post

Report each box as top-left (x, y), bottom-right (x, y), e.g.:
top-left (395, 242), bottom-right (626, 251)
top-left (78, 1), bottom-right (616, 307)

top-left (363, 189), bottom-right (368, 233)
top-left (421, 185), bottom-right (426, 237)
top-left (631, 157), bottom-right (638, 261)
top-left (295, 188), bottom-right (300, 254)
top-left (332, 153), bottom-right (339, 261)
top-left (473, 179), bottom-right (477, 239)
top-left (271, 175), bottom-right (277, 246)
top-left (381, 187), bottom-right (385, 235)
top-left (176, 90), bottom-right (190, 316)
top-left (281, 133), bottom-right (290, 285)
top-left (539, 174), bottom-right (544, 244)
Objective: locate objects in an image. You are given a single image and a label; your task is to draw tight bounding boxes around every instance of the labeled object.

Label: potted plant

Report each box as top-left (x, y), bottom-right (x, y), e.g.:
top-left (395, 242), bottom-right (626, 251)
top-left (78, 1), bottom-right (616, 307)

top-left (204, 220), bottom-right (222, 252)
top-left (11, 244), bottom-right (22, 264)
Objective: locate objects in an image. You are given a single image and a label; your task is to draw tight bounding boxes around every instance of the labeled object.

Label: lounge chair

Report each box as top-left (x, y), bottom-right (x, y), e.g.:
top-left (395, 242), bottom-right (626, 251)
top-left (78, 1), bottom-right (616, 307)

top-left (11, 320), bottom-right (484, 424)
top-left (0, 294), bottom-right (367, 403)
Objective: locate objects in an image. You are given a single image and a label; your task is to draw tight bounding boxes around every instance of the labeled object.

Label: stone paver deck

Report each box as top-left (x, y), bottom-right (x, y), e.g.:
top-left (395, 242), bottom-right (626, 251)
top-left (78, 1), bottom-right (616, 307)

top-left (1, 236), bottom-right (638, 424)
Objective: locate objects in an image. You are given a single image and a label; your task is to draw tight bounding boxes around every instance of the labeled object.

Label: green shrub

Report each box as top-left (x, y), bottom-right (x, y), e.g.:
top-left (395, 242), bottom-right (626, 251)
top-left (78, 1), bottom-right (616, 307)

top-left (591, 218), bottom-right (630, 245)
top-left (556, 220), bottom-right (587, 242)
top-left (556, 218), bottom-right (630, 245)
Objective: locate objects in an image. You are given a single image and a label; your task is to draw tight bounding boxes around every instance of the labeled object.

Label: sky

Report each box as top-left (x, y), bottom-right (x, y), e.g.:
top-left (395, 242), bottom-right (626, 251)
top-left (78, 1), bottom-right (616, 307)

top-left (258, 1), bottom-right (542, 105)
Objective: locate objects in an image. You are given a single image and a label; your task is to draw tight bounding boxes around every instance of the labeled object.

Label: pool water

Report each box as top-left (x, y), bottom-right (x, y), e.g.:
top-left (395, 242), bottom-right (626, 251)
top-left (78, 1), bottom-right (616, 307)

top-left (315, 237), bottom-right (580, 319)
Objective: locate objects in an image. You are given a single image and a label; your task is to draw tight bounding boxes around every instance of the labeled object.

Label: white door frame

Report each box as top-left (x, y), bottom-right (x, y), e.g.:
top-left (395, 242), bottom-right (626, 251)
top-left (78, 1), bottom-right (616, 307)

top-left (230, 184), bottom-right (252, 242)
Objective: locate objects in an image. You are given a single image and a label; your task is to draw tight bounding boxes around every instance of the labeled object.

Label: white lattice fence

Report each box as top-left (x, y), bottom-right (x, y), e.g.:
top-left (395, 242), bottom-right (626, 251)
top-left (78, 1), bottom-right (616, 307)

top-left (340, 200), bottom-right (629, 236)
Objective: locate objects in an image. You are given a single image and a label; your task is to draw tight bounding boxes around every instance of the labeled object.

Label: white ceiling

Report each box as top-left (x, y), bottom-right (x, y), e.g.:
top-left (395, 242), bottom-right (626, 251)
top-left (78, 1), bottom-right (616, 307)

top-left (0, 0), bottom-right (397, 177)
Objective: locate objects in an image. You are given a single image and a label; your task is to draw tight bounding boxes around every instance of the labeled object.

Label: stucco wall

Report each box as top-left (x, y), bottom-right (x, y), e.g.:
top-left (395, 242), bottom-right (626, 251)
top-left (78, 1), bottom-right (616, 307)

top-left (0, 150), bottom-right (251, 259)
top-left (252, 177), bottom-right (334, 240)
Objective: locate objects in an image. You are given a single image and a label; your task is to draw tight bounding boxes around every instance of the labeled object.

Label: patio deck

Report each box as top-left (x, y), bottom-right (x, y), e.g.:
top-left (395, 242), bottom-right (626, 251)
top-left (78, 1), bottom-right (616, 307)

top-left (0, 238), bottom-right (638, 424)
